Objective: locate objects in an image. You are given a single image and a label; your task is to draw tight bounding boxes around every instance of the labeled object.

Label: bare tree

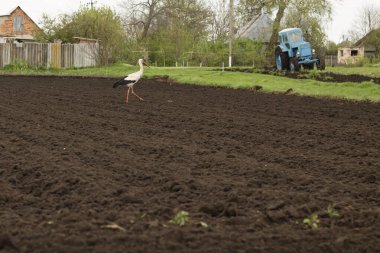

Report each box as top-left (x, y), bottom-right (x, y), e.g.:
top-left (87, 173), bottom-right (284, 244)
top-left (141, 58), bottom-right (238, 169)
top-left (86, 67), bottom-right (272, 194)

top-left (348, 3), bottom-right (380, 41)
top-left (236, 0), bottom-right (267, 26)
top-left (360, 4), bottom-right (380, 34)
top-left (208, 0), bottom-right (229, 41)
top-left (120, 0), bottom-right (164, 40)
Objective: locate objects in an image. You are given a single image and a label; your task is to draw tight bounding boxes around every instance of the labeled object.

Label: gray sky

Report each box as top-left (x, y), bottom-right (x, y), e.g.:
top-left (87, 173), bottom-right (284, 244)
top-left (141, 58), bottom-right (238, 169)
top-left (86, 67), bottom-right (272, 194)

top-left (1, 0), bottom-right (380, 43)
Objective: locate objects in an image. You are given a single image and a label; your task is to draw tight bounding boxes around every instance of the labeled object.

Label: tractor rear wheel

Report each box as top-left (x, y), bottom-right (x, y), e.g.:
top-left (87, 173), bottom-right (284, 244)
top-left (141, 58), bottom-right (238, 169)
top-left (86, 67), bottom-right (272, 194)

top-left (316, 55), bottom-right (326, 70)
top-left (275, 47), bottom-right (289, 71)
top-left (290, 57), bottom-right (300, 71)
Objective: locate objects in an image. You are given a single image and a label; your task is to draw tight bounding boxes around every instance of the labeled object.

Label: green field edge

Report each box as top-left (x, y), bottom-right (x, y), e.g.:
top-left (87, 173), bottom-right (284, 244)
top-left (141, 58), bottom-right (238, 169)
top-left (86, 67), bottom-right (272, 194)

top-left (1, 65), bottom-right (380, 103)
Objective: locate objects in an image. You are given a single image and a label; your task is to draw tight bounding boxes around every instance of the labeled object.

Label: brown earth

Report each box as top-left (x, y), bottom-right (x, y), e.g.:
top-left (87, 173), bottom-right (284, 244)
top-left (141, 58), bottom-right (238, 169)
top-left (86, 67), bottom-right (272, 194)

top-left (0, 75), bottom-right (379, 253)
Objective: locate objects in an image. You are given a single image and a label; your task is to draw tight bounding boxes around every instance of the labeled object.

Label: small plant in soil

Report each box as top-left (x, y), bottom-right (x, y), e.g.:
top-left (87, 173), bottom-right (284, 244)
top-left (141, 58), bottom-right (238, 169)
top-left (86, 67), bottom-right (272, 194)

top-left (327, 205), bottom-right (340, 219)
top-left (170, 210), bottom-right (189, 226)
top-left (303, 213), bottom-right (320, 230)
top-left (327, 204), bottom-right (340, 228)
top-left (199, 221), bottom-right (208, 228)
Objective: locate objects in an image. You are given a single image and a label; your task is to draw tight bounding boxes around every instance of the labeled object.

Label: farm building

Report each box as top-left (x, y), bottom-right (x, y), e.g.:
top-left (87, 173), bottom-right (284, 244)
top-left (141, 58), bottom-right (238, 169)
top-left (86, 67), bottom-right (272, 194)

top-left (236, 13), bottom-right (273, 43)
top-left (337, 29), bottom-right (379, 64)
top-left (337, 47), bottom-right (365, 65)
top-left (353, 29), bottom-right (378, 57)
top-left (0, 6), bottom-right (42, 43)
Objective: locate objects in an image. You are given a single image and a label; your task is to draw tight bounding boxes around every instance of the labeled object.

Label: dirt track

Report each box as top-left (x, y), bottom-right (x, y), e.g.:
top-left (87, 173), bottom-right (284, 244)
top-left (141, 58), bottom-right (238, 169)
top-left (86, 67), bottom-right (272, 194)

top-left (0, 75), bottom-right (379, 253)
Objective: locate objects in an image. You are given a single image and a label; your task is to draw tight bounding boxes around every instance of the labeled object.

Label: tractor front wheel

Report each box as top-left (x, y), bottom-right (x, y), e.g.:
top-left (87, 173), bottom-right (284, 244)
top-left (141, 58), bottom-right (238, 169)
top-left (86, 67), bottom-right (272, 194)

top-left (290, 57), bottom-right (300, 71)
top-left (303, 64), bottom-right (315, 70)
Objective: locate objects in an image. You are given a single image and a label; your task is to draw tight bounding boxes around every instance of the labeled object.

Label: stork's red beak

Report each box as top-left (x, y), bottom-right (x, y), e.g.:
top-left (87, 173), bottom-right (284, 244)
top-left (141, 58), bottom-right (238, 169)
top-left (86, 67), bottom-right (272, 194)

top-left (143, 62), bottom-right (150, 68)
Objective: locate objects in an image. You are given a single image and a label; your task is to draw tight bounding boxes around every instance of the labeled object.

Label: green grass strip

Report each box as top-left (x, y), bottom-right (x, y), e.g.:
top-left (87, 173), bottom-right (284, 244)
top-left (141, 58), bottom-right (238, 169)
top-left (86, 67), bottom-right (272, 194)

top-left (1, 63), bottom-right (380, 102)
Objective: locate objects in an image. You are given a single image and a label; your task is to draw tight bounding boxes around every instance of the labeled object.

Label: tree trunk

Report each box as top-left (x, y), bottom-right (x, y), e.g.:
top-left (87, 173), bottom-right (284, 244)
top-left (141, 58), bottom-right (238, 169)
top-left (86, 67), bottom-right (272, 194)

top-left (141, 5), bottom-right (155, 40)
top-left (266, 1), bottom-right (287, 66)
top-left (140, 0), bottom-right (160, 40)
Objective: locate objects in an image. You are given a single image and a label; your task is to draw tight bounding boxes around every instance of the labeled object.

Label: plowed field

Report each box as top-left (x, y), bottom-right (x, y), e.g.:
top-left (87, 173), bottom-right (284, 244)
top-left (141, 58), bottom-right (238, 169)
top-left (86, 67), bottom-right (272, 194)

top-left (0, 75), bottom-right (379, 253)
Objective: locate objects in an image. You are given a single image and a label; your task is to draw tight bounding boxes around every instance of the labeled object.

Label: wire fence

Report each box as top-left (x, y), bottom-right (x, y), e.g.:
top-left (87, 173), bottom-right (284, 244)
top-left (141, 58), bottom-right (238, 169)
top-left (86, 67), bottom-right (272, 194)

top-left (129, 50), bottom-right (339, 68)
top-left (0, 42), bottom-right (340, 69)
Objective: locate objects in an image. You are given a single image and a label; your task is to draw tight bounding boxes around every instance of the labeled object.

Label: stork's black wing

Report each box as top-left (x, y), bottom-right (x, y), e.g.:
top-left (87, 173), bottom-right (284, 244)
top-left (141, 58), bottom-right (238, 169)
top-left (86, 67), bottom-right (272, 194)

top-left (113, 79), bottom-right (135, 88)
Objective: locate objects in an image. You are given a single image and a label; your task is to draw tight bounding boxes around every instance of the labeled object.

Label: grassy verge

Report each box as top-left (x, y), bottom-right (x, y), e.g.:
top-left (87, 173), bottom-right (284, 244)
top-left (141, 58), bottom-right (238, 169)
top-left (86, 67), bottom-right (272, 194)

top-left (326, 65), bottom-right (380, 77)
top-left (145, 67), bottom-right (380, 102)
top-left (1, 63), bottom-right (380, 102)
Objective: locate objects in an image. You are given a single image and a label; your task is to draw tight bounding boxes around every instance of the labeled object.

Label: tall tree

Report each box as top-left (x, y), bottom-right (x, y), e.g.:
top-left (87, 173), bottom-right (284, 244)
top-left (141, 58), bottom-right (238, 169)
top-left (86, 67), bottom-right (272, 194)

top-left (236, 0), bottom-right (267, 26)
top-left (208, 0), bottom-right (230, 41)
top-left (37, 6), bottom-right (125, 65)
top-left (123, 0), bottom-right (211, 64)
top-left (266, 0), bottom-right (287, 62)
top-left (237, 0), bottom-right (332, 64)
top-left (121, 0), bottom-right (164, 41)
top-left (159, 0), bottom-right (211, 60)
top-left (283, 0), bottom-right (332, 51)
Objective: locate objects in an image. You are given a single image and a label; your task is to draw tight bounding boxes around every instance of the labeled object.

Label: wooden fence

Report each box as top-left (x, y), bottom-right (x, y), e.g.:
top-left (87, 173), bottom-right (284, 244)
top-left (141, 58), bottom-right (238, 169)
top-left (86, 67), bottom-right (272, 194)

top-left (325, 55), bottom-right (338, 66)
top-left (0, 42), bottom-right (98, 69)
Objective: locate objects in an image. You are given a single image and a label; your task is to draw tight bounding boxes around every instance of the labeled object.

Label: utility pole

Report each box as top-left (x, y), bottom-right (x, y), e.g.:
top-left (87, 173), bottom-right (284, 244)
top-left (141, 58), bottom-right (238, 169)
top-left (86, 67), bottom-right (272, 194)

top-left (87, 0), bottom-right (97, 8)
top-left (228, 0), bottom-right (234, 67)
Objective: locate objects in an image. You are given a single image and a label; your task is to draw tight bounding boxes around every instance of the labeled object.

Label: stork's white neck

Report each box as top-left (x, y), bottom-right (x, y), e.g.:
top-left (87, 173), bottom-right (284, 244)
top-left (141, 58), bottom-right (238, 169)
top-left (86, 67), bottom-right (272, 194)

top-left (138, 61), bottom-right (144, 75)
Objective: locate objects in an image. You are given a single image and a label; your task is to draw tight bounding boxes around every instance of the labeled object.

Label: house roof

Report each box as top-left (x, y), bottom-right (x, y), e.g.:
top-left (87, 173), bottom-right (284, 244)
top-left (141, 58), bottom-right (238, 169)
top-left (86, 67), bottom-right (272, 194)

top-left (354, 28), bottom-right (380, 47)
top-left (236, 13), bottom-right (273, 43)
top-left (0, 6), bottom-right (42, 32)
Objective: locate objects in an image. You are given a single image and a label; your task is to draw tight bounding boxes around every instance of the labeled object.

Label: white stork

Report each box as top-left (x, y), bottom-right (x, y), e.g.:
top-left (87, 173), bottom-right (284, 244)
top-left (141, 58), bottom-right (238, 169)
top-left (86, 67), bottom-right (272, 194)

top-left (113, 59), bottom-right (149, 104)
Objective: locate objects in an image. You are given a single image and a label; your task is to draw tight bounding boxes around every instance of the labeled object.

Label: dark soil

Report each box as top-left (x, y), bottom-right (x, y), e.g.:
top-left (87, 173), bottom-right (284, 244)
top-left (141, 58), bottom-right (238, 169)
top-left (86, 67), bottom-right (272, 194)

top-left (0, 75), bottom-right (379, 253)
top-left (226, 67), bottom-right (380, 84)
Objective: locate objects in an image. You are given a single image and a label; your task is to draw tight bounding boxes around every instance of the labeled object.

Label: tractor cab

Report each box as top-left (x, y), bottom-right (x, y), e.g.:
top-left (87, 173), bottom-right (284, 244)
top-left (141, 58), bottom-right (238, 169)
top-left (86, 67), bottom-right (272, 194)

top-left (279, 28), bottom-right (303, 48)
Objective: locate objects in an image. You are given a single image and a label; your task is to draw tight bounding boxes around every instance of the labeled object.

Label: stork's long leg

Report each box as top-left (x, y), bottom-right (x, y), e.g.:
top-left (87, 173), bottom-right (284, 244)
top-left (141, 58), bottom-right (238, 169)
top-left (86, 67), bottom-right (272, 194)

top-left (126, 87), bottom-right (131, 104)
top-left (131, 87), bottom-right (144, 101)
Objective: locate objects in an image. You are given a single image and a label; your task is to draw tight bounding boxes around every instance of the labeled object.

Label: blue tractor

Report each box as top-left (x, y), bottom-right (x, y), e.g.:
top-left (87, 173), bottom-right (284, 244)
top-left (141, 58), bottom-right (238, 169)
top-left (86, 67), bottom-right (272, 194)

top-left (275, 28), bottom-right (325, 71)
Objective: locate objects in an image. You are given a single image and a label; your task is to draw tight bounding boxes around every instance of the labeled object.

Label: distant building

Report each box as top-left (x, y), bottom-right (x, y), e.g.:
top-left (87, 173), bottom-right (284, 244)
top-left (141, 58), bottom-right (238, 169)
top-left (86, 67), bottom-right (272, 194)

top-left (236, 13), bottom-right (273, 43)
top-left (337, 47), bottom-right (364, 65)
top-left (337, 29), bottom-right (379, 64)
top-left (0, 6), bottom-right (42, 43)
top-left (353, 29), bottom-right (378, 57)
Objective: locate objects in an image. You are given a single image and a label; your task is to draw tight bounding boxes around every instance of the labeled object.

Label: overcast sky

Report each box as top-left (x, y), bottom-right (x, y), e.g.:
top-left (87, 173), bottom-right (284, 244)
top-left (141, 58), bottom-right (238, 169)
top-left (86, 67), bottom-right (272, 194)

top-left (1, 0), bottom-right (380, 43)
